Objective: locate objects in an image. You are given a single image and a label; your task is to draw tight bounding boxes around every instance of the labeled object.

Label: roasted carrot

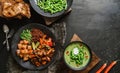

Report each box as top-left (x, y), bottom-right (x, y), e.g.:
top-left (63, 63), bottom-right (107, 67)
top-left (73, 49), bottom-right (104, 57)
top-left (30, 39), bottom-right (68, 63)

top-left (47, 49), bottom-right (52, 55)
top-left (96, 63), bottom-right (107, 73)
top-left (104, 61), bottom-right (117, 73)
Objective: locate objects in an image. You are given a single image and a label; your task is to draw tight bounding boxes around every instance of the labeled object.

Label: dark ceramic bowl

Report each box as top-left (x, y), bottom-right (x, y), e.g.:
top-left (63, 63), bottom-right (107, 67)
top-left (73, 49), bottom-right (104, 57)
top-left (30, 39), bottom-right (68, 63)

top-left (29, 0), bottom-right (73, 17)
top-left (11, 23), bottom-right (58, 70)
top-left (63, 41), bottom-right (92, 70)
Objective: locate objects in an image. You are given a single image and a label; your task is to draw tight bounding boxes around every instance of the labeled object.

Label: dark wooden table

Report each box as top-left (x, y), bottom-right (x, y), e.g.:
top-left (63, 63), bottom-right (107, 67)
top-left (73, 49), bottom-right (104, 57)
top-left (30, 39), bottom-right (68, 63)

top-left (0, 0), bottom-right (120, 73)
top-left (65, 0), bottom-right (120, 73)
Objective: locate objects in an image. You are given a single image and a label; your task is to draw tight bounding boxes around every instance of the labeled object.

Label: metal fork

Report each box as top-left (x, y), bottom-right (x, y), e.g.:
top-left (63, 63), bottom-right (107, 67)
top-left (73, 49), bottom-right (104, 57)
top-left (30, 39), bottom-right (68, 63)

top-left (3, 24), bottom-right (10, 51)
top-left (3, 29), bottom-right (14, 45)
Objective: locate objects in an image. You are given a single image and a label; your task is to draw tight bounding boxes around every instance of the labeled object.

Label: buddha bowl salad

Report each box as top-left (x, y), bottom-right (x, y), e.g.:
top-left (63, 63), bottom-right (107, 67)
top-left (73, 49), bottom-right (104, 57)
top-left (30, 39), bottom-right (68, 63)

top-left (16, 28), bottom-right (55, 67)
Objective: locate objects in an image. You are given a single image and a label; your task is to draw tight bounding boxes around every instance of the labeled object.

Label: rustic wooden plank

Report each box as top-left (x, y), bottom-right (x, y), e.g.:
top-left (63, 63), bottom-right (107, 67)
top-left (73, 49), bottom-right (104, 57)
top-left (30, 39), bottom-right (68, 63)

top-left (43, 8), bottom-right (72, 25)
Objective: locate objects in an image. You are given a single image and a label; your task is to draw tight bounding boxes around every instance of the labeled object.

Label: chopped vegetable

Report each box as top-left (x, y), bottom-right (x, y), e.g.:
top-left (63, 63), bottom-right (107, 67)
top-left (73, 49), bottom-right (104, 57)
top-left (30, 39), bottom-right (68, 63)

top-left (32, 42), bottom-right (40, 50)
top-left (96, 63), bottom-right (107, 73)
top-left (17, 28), bottom-right (55, 67)
top-left (20, 29), bottom-right (32, 42)
top-left (104, 61), bottom-right (117, 73)
top-left (37, 0), bottom-right (67, 14)
top-left (32, 42), bottom-right (36, 50)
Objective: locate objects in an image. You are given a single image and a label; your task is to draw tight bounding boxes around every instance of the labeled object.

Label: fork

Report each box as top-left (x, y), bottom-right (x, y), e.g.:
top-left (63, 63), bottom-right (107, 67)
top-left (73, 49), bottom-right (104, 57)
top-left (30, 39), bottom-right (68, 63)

top-left (3, 29), bottom-right (14, 45)
top-left (3, 24), bottom-right (10, 51)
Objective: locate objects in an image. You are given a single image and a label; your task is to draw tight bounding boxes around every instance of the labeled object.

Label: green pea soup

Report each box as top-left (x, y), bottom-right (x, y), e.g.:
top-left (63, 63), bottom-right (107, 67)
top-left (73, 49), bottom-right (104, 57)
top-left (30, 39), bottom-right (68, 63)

top-left (64, 42), bottom-right (91, 70)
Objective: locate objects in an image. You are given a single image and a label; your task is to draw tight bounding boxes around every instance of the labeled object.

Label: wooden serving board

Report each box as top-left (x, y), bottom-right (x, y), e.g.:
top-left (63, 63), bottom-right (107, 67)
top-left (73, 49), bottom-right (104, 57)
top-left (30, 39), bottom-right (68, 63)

top-left (43, 8), bottom-right (72, 25)
top-left (57, 34), bottom-right (100, 73)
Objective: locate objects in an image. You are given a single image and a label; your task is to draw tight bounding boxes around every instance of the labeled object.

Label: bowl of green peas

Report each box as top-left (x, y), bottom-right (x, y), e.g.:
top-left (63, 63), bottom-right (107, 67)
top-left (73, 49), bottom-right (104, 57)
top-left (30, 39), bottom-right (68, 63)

top-left (29, 0), bottom-right (73, 17)
top-left (64, 41), bottom-right (92, 70)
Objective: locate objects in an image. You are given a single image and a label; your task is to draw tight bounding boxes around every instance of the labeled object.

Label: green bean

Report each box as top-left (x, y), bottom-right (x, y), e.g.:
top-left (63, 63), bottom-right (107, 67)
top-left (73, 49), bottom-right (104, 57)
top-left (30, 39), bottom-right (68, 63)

top-left (69, 48), bottom-right (85, 65)
top-left (80, 52), bottom-right (84, 60)
top-left (76, 60), bottom-right (80, 64)
top-left (20, 29), bottom-right (32, 42)
top-left (37, 0), bottom-right (67, 14)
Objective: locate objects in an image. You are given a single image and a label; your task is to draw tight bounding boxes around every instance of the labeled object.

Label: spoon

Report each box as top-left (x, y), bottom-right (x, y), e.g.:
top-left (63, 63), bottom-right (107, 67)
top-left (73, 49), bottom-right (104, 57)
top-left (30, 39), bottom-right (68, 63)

top-left (3, 29), bottom-right (14, 45)
top-left (3, 24), bottom-right (10, 51)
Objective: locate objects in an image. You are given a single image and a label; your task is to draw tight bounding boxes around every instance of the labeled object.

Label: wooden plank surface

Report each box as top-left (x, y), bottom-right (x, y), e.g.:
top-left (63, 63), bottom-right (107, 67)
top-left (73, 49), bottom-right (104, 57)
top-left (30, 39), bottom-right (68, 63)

top-left (43, 8), bottom-right (72, 25)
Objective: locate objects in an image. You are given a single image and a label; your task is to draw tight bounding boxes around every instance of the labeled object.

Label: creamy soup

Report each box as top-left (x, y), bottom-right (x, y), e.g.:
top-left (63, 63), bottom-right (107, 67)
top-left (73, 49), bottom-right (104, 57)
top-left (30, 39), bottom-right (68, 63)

top-left (64, 42), bottom-right (91, 70)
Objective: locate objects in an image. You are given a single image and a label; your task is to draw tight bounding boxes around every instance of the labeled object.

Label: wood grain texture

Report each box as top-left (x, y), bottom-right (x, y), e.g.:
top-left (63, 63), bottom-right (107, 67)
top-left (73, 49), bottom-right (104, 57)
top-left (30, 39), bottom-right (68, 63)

top-left (43, 8), bottom-right (72, 25)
